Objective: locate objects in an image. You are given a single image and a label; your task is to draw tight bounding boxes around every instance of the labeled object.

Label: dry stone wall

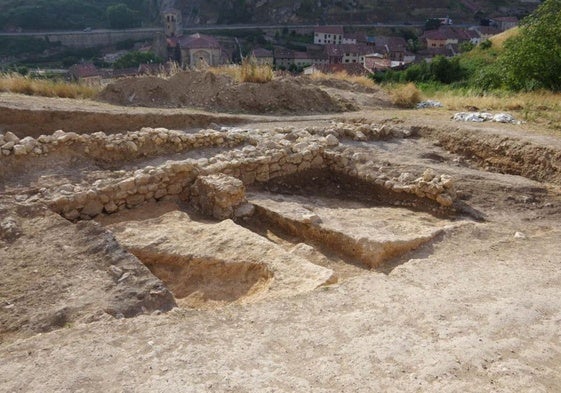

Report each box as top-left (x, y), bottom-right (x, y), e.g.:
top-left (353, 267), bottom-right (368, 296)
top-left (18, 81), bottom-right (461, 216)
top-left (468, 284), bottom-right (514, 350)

top-left (1, 121), bottom-right (457, 221)
top-left (0, 128), bottom-right (247, 164)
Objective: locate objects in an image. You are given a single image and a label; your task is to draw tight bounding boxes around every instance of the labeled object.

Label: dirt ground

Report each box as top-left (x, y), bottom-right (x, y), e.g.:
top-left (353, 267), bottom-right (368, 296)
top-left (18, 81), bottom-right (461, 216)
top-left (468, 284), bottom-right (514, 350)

top-left (1, 80), bottom-right (561, 392)
top-left (97, 71), bottom-right (366, 115)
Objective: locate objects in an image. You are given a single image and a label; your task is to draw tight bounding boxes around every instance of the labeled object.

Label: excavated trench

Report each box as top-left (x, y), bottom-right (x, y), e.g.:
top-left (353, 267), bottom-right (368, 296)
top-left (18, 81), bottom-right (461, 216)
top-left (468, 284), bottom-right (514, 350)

top-left (130, 249), bottom-right (272, 309)
top-left (243, 169), bottom-right (465, 272)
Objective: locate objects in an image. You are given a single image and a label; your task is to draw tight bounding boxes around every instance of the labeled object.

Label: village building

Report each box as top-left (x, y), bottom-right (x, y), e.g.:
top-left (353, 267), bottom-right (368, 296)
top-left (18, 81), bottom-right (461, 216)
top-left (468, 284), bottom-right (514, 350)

top-left (68, 63), bottom-right (102, 84)
top-left (363, 54), bottom-right (392, 73)
top-left (342, 33), bottom-right (368, 45)
top-left (251, 48), bottom-right (274, 66)
top-left (313, 26), bottom-right (344, 45)
top-left (325, 44), bottom-right (371, 64)
top-left (472, 25), bottom-right (501, 41)
top-left (372, 36), bottom-right (408, 61)
top-left (422, 27), bottom-right (481, 48)
top-left (492, 16), bottom-right (518, 31)
top-left (167, 33), bottom-right (230, 67)
top-left (163, 8), bottom-right (183, 37)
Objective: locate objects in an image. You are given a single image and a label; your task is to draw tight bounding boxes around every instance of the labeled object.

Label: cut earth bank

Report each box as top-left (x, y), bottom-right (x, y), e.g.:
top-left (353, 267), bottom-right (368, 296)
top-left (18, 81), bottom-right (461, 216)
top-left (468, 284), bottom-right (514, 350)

top-left (1, 89), bottom-right (561, 392)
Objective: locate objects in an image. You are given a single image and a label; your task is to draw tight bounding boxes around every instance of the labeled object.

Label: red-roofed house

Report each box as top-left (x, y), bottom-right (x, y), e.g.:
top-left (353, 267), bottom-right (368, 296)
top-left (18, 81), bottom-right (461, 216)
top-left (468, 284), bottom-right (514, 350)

top-left (492, 16), bottom-right (518, 31)
top-left (325, 44), bottom-right (371, 64)
top-left (474, 26), bottom-right (501, 40)
top-left (168, 33), bottom-right (229, 67)
top-left (423, 27), bottom-right (477, 48)
top-left (373, 36), bottom-right (407, 61)
top-left (251, 48), bottom-right (274, 66)
top-left (273, 49), bottom-right (313, 68)
top-left (314, 26), bottom-right (344, 45)
top-left (363, 55), bottom-right (392, 72)
top-left (68, 63), bottom-right (102, 83)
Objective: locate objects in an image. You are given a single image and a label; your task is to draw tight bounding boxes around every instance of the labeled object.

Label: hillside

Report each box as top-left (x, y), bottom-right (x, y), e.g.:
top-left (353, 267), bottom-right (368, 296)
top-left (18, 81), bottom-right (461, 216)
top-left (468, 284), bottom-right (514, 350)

top-left (0, 0), bottom-right (539, 31)
top-left (0, 0), bottom-right (161, 31)
top-left (172, 0), bottom-right (538, 25)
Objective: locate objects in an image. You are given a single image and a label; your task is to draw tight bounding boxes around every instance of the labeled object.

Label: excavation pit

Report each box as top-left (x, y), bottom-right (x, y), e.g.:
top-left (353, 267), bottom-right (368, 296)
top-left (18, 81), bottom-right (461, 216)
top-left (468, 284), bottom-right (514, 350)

top-left (101, 206), bottom-right (335, 309)
top-left (245, 169), bottom-right (465, 271)
top-left (132, 252), bottom-right (272, 309)
top-left (255, 168), bottom-right (459, 218)
top-left (247, 191), bottom-right (462, 270)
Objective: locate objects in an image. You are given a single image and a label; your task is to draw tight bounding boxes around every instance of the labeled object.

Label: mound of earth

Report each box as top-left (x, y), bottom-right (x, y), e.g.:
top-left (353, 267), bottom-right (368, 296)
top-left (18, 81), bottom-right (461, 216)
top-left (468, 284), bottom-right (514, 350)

top-left (98, 71), bottom-right (357, 114)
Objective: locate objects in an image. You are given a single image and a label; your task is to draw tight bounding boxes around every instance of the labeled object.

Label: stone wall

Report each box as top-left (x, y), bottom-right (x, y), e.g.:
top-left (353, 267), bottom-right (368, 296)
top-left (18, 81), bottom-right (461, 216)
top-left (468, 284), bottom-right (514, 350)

top-left (1, 122), bottom-right (457, 221)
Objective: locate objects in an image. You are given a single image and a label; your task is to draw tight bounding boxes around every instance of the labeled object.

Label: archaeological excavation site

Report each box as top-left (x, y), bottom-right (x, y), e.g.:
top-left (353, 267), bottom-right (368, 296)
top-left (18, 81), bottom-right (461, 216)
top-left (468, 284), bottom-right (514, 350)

top-left (1, 74), bottom-right (561, 392)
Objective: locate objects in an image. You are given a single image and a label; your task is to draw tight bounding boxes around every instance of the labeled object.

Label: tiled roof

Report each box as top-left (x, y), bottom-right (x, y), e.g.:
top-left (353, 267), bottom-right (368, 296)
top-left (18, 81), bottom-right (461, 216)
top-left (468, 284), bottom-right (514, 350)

top-left (179, 33), bottom-right (221, 49)
top-left (68, 63), bottom-right (100, 78)
top-left (325, 44), bottom-right (371, 57)
top-left (476, 26), bottom-right (501, 36)
top-left (252, 48), bottom-right (273, 58)
top-left (423, 27), bottom-right (476, 42)
top-left (374, 36), bottom-right (407, 51)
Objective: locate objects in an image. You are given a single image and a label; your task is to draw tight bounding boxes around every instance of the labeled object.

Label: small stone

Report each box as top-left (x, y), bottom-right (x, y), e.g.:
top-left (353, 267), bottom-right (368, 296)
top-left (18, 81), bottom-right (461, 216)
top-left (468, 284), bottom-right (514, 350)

top-left (325, 134), bottom-right (339, 147)
top-left (13, 144), bottom-right (27, 156)
top-left (126, 194), bottom-right (145, 208)
top-left (104, 201), bottom-right (119, 214)
top-left (302, 213), bottom-right (322, 225)
top-left (514, 232), bottom-right (527, 239)
top-left (81, 200), bottom-right (104, 217)
top-left (63, 209), bottom-right (80, 220)
top-left (1, 141), bottom-right (15, 150)
top-left (234, 203), bottom-right (255, 218)
top-left (4, 131), bottom-right (20, 144)
top-left (436, 193), bottom-right (454, 207)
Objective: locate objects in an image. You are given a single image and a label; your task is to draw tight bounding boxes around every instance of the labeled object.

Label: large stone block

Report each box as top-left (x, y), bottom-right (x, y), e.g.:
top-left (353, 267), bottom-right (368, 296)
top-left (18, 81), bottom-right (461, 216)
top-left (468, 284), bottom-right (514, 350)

top-left (190, 174), bottom-right (248, 220)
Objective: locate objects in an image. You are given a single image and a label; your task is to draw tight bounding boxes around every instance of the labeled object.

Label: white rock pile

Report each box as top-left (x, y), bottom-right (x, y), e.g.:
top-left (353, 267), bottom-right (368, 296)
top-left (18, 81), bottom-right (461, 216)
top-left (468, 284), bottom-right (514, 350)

top-left (416, 100), bottom-right (443, 109)
top-left (453, 112), bottom-right (518, 124)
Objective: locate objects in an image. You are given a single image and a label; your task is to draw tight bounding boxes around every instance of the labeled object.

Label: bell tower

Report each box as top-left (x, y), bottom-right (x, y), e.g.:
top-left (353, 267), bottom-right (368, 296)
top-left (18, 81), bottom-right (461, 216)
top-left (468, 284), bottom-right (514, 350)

top-left (163, 8), bottom-right (183, 37)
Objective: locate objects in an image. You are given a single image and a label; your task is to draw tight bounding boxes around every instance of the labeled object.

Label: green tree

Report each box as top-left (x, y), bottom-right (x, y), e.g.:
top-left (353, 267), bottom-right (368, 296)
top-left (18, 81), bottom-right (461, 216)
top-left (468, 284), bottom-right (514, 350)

top-left (496, 0), bottom-right (561, 91)
top-left (106, 3), bottom-right (140, 29)
top-left (424, 18), bottom-right (442, 31)
top-left (113, 51), bottom-right (162, 69)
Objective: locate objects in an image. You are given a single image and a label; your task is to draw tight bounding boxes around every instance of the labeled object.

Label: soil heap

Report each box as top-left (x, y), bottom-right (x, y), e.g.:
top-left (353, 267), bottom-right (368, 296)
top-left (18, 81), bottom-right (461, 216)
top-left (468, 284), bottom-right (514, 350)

top-left (98, 71), bottom-right (356, 114)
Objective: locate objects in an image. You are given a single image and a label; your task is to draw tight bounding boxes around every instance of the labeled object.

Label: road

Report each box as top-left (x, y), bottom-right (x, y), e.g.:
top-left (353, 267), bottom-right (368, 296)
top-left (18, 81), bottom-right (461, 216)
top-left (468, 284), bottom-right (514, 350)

top-left (0, 22), bottom-right (426, 37)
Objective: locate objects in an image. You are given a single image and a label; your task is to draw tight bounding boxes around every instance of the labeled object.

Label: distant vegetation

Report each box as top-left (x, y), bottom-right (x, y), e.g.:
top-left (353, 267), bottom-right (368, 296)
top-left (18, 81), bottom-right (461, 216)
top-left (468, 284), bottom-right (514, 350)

top-left (375, 0), bottom-right (561, 93)
top-left (113, 51), bottom-right (162, 69)
top-left (210, 57), bottom-right (274, 83)
top-left (0, 0), bottom-right (157, 31)
top-left (0, 73), bottom-right (99, 98)
top-left (0, 37), bottom-right (55, 57)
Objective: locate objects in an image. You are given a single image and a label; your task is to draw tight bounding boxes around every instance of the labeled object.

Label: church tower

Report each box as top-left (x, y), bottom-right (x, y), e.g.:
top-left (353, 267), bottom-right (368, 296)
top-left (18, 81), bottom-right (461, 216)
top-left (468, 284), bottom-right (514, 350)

top-left (163, 8), bottom-right (183, 37)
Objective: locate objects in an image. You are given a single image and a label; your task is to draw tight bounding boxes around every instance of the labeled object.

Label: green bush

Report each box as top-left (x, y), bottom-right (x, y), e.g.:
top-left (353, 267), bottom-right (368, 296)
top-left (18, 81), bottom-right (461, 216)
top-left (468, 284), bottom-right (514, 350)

top-left (113, 51), bottom-right (162, 69)
top-left (494, 0), bottom-right (561, 91)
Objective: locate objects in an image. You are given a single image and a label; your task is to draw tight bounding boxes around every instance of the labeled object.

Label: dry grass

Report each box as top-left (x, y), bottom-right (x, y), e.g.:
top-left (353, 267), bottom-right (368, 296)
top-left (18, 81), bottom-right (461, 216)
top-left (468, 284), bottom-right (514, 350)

top-left (389, 82), bottom-right (422, 108)
top-left (309, 71), bottom-right (376, 89)
top-left (210, 57), bottom-right (273, 83)
top-left (489, 26), bottom-right (519, 48)
top-left (430, 89), bottom-right (561, 130)
top-left (0, 73), bottom-right (99, 98)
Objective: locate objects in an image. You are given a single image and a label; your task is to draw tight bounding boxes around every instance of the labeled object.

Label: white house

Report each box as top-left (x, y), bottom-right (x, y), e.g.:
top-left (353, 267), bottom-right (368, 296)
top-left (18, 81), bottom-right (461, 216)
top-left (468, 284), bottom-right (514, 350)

top-left (314, 26), bottom-right (344, 45)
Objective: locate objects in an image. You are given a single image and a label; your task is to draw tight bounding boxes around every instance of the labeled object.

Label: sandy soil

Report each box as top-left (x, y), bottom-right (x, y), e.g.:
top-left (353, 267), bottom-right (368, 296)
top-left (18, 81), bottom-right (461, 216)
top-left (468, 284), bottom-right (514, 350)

top-left (1, 84), bottom-right (561, 392)
top-left (97, 71), bottom-right (359, 115)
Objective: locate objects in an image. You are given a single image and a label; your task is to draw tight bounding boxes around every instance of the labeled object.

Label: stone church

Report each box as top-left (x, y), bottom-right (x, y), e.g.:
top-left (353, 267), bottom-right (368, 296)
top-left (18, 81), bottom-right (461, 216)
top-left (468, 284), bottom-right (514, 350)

top-left (159, 7), bottom-right (229, 68)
